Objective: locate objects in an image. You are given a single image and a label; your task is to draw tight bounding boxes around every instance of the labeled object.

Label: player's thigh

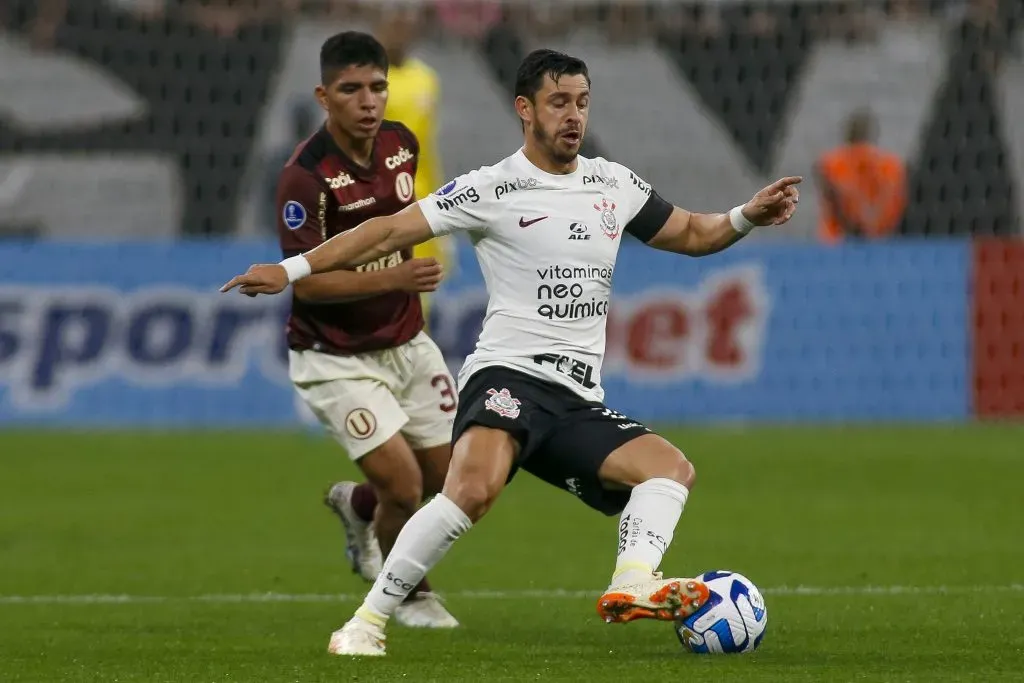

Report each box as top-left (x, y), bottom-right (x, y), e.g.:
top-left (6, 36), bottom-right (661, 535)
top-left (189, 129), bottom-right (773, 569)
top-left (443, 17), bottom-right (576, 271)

top-left (597, 431), bottom-right (695, 491)
top-left (359, 434), bottom-right (425, 509)
top-left (439, 366), bottom-right (552, 521)
top-left (398, 332), bottom-right (458, 453)
top-left (293, 376), bottom-right (409, 463)
top-left (527, 406), bottom-right (670, 516)
top-left (441, 425), bottom-right (518, 522)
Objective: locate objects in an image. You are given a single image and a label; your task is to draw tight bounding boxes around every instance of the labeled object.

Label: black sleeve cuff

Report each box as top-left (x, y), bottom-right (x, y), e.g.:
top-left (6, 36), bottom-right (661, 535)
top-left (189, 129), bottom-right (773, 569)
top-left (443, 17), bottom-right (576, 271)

top-left (625, 191), bottom-right (673, 243)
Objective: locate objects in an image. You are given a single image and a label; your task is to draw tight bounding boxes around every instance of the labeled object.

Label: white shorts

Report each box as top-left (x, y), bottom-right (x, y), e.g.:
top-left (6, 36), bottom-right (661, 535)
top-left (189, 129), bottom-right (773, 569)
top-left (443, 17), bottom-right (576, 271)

top-left (289, 332), bottom-right (457, 460)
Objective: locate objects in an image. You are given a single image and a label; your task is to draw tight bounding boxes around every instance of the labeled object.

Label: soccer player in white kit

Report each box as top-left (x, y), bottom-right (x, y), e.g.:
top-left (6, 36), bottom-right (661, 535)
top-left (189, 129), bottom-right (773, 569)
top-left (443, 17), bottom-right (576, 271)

top-left (223, 49), bottom-right (801, 657)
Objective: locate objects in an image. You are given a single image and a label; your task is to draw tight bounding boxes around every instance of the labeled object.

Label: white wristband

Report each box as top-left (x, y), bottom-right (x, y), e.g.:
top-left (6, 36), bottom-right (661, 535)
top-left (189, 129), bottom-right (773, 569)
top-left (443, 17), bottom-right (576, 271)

top-left (729, 205), bottom-right (757, 235)
top-left (280, 255), bottom-right (312, 283)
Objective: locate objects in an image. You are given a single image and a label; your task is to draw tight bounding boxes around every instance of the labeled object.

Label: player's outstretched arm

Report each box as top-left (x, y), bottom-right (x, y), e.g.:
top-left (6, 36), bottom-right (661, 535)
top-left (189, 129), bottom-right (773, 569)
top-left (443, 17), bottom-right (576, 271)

top-left (646, 176), bottom-right (802, 257)
top-left (220, 204), bottom-right (435, 297)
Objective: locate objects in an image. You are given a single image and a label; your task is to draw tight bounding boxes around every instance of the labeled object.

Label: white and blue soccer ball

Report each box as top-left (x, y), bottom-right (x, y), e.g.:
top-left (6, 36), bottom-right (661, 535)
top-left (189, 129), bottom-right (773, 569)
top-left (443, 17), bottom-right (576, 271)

top-left (674, 570), bottom-right (768, 654)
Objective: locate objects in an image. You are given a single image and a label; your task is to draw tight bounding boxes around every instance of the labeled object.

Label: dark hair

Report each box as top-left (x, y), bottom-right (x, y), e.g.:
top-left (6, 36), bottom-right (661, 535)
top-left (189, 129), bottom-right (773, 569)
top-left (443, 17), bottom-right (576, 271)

top-left (514, 49), bottom-right (590, 101)
top-left (845, 108), bottom-right (876, 144)
top-left (320, 31), bottom-right (388, 85)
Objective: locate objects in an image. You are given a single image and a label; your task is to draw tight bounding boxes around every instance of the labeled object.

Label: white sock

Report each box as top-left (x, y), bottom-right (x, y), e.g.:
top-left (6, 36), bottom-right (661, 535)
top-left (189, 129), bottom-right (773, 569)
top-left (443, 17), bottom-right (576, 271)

top-left (355, 494), bottom-right (472, 627)
top-left (610, 478), bottom-right (689, 587)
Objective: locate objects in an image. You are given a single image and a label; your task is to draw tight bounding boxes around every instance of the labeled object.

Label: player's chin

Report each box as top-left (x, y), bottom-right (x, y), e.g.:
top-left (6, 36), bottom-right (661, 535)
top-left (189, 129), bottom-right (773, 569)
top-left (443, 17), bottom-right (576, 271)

top-left (554, 137), bottom-right (581, 161)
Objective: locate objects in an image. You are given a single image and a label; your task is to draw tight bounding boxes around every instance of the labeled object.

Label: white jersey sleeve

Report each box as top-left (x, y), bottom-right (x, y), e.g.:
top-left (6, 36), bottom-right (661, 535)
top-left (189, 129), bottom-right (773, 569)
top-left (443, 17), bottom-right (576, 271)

top-left (417, 169), bottom-right (498, 237)
top-left (607, 161), bottom-right (675, 243)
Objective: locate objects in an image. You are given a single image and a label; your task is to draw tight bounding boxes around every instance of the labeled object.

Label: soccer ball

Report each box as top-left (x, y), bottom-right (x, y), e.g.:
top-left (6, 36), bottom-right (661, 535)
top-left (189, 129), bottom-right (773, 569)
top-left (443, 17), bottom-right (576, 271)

top-left (674, 570), bottom-right (768, 654)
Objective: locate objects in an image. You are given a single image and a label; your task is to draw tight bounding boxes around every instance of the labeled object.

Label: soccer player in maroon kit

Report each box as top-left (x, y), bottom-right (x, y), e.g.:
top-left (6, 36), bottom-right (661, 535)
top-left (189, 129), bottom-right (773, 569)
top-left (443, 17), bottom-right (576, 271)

top-left (275, 31), bottom-right (457, 628)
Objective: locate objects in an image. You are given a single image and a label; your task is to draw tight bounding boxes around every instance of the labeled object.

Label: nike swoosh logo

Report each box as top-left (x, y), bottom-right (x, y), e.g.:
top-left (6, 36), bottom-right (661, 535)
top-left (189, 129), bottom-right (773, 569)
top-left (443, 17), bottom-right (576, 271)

top-left (519, 216), bottom-right (548, 228)
top-left (382, 587), bottom-right (404, 597)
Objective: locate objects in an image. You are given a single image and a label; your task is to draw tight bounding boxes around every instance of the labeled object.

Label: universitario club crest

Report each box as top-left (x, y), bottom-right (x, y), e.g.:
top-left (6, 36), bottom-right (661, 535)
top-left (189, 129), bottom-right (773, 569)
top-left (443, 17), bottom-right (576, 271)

top-left (594, 198), bottom-right (618, 238)
top-left (484, 388), bottom-right (521, 419)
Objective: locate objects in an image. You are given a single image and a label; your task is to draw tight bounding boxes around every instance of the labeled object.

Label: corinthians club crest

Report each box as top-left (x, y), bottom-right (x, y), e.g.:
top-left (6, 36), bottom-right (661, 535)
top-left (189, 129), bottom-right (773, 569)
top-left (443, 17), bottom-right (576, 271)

top-left (594, 198), bottom-right (618, 238)
top-left (484, 388), bottom-right (522, 419)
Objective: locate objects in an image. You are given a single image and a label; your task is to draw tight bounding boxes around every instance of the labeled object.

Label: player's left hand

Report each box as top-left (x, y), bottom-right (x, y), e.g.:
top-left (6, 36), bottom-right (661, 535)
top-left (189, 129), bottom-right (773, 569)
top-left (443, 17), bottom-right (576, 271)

top-left (220, 264), bottom-right (289, 297)
top-left (742, 176), bottom-right (802, 226)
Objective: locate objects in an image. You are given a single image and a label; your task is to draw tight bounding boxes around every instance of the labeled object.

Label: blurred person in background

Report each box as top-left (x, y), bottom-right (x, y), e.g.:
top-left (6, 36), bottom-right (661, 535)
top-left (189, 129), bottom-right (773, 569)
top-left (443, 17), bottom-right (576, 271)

top-left (374, 4), bottom-right (454, 331)
top-left (433, 0), bottom-right (502, 41)
top-left (815, 109), bottom-right (907, 243)
top-left (0, 0), bottom-right (67, 49)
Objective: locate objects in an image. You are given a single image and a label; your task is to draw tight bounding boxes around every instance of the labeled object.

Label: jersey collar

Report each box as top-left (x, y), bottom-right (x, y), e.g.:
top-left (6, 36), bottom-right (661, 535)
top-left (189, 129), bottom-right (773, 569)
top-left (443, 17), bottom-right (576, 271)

top-left (514, 148), bottom-right (582, 181)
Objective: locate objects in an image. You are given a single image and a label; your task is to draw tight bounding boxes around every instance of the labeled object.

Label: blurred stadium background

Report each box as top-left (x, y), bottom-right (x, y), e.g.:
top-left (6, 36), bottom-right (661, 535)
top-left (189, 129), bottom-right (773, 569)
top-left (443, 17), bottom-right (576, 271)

top-left (2, 1), bottom-right (1023, 681)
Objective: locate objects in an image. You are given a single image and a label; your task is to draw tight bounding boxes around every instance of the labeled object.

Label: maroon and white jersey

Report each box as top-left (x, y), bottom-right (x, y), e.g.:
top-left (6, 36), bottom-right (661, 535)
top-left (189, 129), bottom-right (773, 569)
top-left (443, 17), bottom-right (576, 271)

top-left (277, 121), bottom-right (423, 355)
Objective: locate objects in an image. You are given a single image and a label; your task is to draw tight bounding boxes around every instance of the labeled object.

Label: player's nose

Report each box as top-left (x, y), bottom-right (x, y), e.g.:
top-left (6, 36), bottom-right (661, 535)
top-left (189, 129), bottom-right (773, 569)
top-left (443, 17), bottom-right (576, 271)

top-left (356, 90), bottom-right (376, 110)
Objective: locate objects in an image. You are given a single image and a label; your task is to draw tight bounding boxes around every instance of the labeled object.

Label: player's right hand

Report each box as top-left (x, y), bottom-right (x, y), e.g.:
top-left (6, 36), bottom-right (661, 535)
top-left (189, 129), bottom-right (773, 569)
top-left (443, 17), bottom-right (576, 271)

top-left (394, 257), bottom-right (444, 293)
top-left (220, 264), bottom-right (289, 297)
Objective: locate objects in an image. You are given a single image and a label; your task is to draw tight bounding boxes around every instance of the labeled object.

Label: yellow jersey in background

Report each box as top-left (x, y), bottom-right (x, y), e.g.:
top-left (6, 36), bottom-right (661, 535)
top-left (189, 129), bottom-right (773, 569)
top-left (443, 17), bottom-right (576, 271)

top-left (385, 57), bottom-right (454, 329)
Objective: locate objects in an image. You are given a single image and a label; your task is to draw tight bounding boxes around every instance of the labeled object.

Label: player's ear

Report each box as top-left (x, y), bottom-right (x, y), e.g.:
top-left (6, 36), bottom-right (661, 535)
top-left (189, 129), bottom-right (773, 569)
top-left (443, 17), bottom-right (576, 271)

top-left (514, 95), bottom-right (532, 128)
top-left (314, 85), bottom-right (329, 112)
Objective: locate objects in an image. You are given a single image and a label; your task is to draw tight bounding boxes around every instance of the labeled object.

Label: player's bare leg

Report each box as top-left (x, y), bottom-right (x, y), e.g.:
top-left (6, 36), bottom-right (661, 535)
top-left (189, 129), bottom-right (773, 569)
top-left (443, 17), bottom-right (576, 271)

top-left (594, 434), bottom-right (710, 624)
top-left (329, 427), bottom-right (516, 656)
top-left (356, 434), bottom-right (425, 558)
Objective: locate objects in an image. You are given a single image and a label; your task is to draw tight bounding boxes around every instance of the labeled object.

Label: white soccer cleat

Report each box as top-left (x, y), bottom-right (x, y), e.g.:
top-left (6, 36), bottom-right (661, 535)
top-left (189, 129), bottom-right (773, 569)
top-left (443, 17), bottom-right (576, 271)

top-left (327, 617), bottom-right (387, 657)
top-left (324, 481), bottom-right (383, 583)
top-left (395, 592), bottom-right (460, 629)
top-left (597, 572), bottom-right (710, 624)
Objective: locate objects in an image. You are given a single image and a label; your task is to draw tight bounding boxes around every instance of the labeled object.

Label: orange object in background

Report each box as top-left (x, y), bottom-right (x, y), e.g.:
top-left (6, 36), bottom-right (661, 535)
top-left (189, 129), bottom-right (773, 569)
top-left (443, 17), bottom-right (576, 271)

top-left (817, 143), bottom-right (907, 244)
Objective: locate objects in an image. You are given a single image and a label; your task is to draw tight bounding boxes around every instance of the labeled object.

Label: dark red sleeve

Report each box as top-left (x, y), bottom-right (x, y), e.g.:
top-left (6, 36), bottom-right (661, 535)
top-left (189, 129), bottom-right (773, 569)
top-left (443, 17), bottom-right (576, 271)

top-left (277, 165), bottom-right (328, 258)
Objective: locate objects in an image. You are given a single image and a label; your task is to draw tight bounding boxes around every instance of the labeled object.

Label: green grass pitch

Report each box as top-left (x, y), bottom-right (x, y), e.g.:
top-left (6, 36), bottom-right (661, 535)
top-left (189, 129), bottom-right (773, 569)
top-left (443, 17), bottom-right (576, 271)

top-left (1, 425), bottom-right (1022, 682)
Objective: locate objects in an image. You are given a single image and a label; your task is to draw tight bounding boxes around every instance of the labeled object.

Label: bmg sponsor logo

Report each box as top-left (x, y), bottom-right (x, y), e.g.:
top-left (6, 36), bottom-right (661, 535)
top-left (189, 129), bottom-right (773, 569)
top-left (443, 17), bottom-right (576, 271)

top-left (435, 186), bottom-right (480, 211)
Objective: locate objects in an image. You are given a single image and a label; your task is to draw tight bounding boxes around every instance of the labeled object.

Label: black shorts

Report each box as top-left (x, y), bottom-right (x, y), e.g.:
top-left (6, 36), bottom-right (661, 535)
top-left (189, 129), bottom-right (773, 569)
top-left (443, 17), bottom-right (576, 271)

top-left (451, 365), bottom-right (652, 515)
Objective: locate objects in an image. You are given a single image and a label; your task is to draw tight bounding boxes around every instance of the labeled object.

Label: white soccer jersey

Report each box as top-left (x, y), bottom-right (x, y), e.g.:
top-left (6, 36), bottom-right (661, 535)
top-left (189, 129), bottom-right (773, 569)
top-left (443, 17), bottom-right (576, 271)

top-left (418, 149), bottom-right (673, 402)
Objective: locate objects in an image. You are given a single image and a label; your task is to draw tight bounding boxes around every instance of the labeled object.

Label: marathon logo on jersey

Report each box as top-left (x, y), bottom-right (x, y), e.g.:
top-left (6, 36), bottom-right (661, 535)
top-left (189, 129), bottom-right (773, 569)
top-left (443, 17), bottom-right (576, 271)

top-left (339, 197), bottom-right (376, 212)
top-left (355, 251), bottom-right (404, 273)
top-left (385, 146), bottom-right (415, 170)
top-left (494, 177), bottom-right (538, 200)
top-left (583, 174), bottom-right (619, 189)
top-left (484, 388), bottom-right (521, 419)
top-left (533, 353), bottom-right (597, 389)
top-left (435, 186), bottom-right (480, 211)
top-left (325, 170), bottom-right (355, 190)
top-left (282, 201), bottom-right (307, 230)
top-left (535, 264), bottom-right (612, 320)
